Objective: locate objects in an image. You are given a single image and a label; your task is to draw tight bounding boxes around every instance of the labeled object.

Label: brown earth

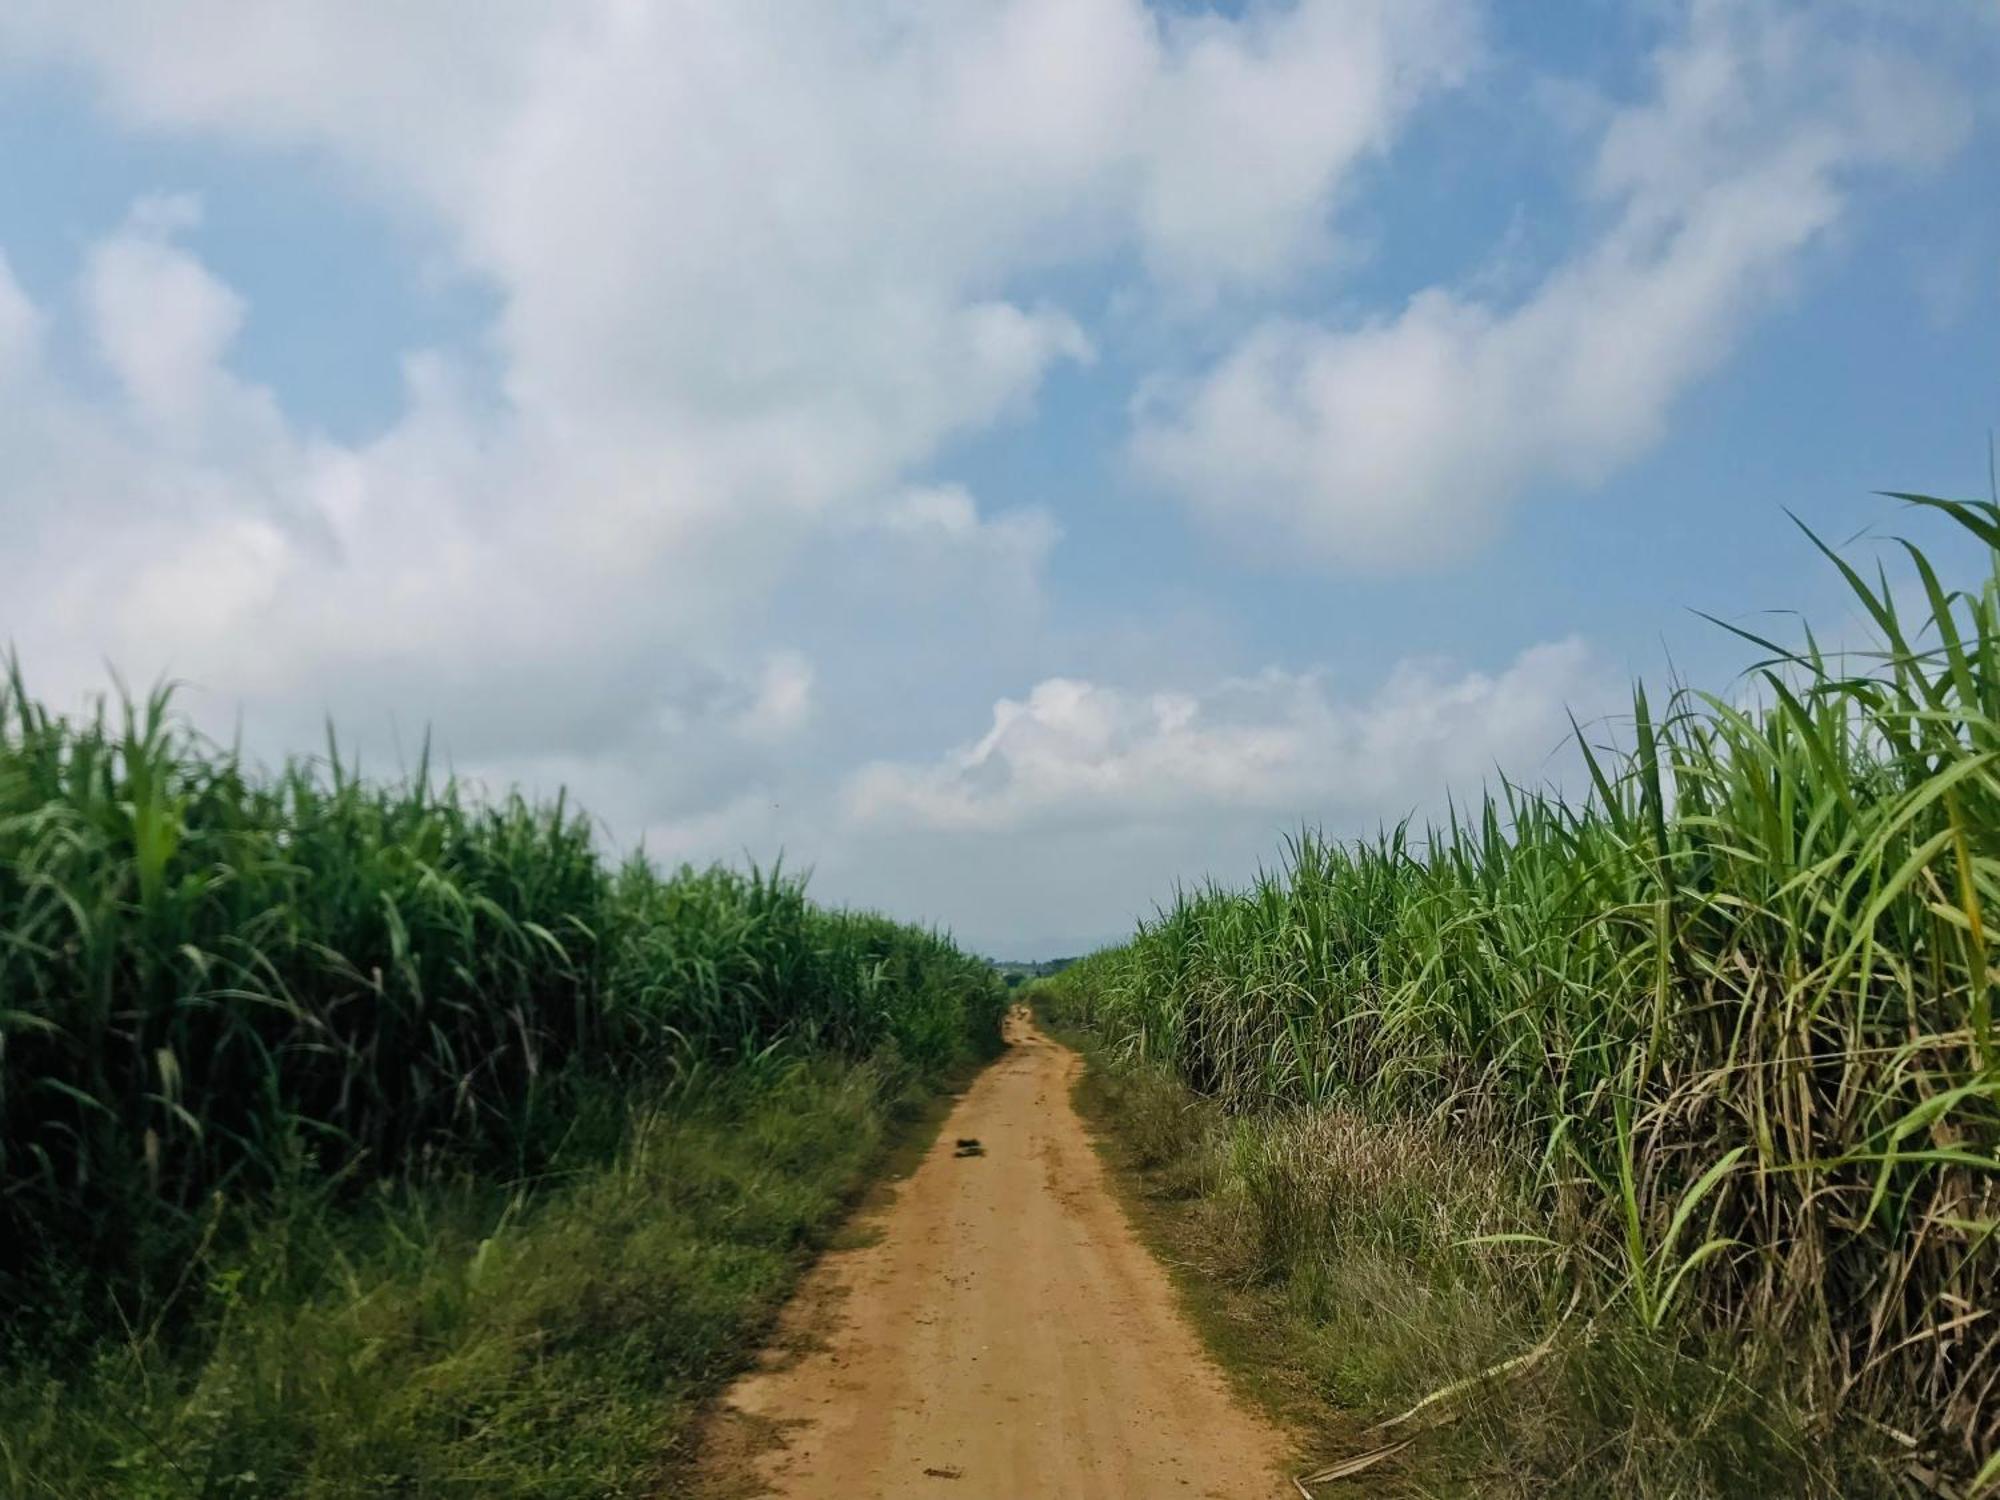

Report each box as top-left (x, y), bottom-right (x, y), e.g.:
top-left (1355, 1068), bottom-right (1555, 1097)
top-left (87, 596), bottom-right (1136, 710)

top-left (690, 1007), bottom-right (1294, 1499)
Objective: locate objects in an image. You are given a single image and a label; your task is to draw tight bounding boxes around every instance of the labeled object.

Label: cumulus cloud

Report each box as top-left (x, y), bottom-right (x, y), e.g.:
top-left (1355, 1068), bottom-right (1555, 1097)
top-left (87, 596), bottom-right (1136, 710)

top-left (0, 205), bottom-right (964, 827)
top-left (736, 652), bottom-right (815, 745)
top-left (820, 638), bottom-right (1623, 952)
top-left (843, 638), bottom-right (1612, 835)
top-left (1132, 0), bottom-right (1969, 568)
top-left (0, 1), bottom-right (1474, 298)
top-left (1134, 0), bottom-right (1476, 288)
top-left (82, 197), bottom-right (244, 432)
top-left (0, 1), bottom-right (1474, 812)
top-left (0, 2), bottom-right (1980, 951)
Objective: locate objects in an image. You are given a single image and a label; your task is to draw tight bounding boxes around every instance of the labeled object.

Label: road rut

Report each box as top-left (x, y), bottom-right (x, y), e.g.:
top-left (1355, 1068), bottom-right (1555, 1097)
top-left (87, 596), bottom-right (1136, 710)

top-left (697, 1007), bottom-right (1290, 1498)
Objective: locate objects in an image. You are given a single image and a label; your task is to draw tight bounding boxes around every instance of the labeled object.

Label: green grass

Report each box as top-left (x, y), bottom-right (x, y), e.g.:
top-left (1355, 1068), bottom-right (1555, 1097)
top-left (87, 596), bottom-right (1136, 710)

top-left (0, 669), bottom-right (1007, 1495)
top-left (1036, 494), bottom-right (2000, 1494)
top-left (1, 1055), bottom-right (959, 1497)
top-left (1057, 1030), bottom-right (1839, 1497)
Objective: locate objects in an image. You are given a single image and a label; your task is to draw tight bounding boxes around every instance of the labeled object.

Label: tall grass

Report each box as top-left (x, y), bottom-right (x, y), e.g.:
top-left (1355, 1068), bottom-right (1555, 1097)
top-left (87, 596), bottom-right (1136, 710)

top-left (1043, 496), bottom-right (2000, 1479)
top-left (0, 667), bottom-right (1005, 1319)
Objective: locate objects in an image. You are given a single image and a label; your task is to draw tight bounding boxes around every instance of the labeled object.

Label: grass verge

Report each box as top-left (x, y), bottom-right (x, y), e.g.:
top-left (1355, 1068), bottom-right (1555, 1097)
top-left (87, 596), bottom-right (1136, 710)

top-left (1051, 1014), bottom-right (1888, 1499)
top-left (0, 1049), bottom-right (985, 1499)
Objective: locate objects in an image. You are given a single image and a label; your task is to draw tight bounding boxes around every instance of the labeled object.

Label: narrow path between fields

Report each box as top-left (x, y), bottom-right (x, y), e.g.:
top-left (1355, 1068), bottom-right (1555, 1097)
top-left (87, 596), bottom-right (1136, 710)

top-left (693, 1006), bottom-right (1292, 1498)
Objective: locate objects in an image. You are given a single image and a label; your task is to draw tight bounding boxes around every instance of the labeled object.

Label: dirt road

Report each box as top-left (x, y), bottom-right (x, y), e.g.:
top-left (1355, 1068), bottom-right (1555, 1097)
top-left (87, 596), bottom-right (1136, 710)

top-left (697, 1008), bottom-right (1291, 1499)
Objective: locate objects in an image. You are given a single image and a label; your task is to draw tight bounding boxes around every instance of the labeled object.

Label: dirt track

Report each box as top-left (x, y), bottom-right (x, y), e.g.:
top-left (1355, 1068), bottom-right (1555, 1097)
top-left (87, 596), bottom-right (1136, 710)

top-left (697, 1008), bottom-right (1290, 1498)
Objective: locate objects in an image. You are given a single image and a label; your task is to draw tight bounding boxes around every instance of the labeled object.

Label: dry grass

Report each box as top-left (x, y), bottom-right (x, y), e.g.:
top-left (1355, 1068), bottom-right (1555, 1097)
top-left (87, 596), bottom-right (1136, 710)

top-left (1065, 1037), bottom-right (1856, 1497)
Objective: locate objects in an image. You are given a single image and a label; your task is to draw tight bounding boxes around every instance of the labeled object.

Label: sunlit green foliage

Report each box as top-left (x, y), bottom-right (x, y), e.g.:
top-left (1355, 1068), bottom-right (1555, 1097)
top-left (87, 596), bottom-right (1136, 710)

top-left (1043, 497), bottom-right (2000, 1476)
top-left (0, 672), bottom-right (1004, 1314)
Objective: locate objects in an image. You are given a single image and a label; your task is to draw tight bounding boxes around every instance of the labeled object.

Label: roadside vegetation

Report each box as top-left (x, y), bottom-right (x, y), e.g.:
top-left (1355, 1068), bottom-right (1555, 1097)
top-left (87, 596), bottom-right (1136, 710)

top-left (0, 670), bottom-right (1005, 1497)
top-left (1037, 495), bottom-right (2000, 1497)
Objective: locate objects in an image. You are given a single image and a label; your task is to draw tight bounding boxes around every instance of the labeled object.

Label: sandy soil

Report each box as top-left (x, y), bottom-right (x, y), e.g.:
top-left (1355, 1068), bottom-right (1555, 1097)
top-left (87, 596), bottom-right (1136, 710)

top-left (693, 1007), bottom-right (1292, 1499)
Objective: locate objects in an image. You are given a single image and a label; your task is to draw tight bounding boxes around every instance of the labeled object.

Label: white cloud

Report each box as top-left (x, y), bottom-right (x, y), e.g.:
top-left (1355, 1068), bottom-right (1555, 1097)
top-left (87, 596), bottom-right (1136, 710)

top-left (1132, 0), bottom-right (1969, 568)
top-left (0, 1), bottom-right (1474, 297)
top-left (0, 197), bottom-right (1087, 878)
top-left (1136, 0), bottom-right (1477, 290)
top-left (0, 252), bottom-right (44, 382)
top-left (737, 651), bottom-right (815, 745)
top-left (843, 638), bottom-right (1611, 835)
top-left (817, 637), bottom-right (1623, 952)
top-left (0, 2), bottom-right (1981, 953)
top-left (0, 0), bottom-right (1474, 745)
top-left (81, 196), bottom-right (232, 425)
top-left (0, 0), bottom-right (1478, 859)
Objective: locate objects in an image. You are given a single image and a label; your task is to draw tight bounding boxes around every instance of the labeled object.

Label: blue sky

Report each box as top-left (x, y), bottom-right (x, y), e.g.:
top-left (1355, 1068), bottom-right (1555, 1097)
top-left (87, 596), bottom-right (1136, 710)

top-left (2, 1), bottom-right (1996, 955)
